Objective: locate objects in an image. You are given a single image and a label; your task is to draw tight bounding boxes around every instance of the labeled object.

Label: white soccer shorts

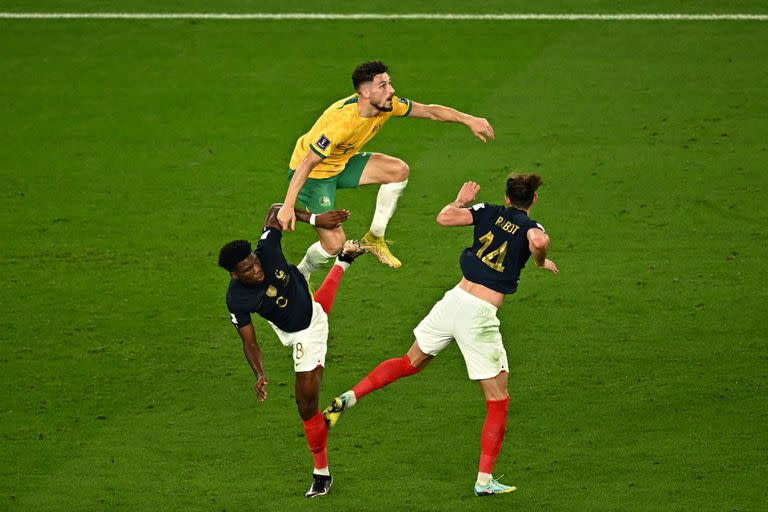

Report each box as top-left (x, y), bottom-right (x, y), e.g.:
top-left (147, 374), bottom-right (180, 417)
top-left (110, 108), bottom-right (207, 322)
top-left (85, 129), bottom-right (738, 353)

top-left (413, 285), bottom-right (508, 380)
top-left (269, 301), bottom-right (328, 373)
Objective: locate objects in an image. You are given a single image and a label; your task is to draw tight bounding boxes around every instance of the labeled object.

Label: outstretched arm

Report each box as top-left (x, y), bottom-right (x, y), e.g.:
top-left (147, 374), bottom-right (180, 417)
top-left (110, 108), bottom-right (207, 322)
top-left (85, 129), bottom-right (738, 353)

top-left (528, 229), bottom-right (559, 275)
top-left (277, 150), bottom-right (324, 231)
top-left (264, 203), bottom-right (349, 231)
top-left (436, 181), bottom-right (480, 226)
top-left (409, 101), bottom-right (495, 143)
top-left (237, 324), bottom-right (268, 402)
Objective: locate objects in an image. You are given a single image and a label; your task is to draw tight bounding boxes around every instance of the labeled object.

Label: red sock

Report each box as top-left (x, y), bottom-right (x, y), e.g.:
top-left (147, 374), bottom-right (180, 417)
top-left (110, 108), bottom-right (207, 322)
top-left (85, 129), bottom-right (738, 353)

top-left (313, 264), bottom-right (344, 314)
top-left (352, 354), bottom-right (421, 399)
top-left (479, 396), bottom-right (510, 474)
top-left (302, 411), bottom-right (328, 470)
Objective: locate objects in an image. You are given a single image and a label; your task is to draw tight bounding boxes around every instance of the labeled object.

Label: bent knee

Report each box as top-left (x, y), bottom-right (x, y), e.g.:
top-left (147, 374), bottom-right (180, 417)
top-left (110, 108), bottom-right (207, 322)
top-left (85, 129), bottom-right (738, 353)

top-left (319, 235), bottom-right (345, 255)
top-left (379, 158), bottom-right (409, 183)
top-left (392, 160), bottom-right (410, 182)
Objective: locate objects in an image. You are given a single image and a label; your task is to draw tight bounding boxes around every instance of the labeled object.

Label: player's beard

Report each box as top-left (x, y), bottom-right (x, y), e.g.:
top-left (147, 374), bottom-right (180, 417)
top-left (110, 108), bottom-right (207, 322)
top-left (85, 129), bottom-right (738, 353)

top-left (374, 96), bottom-right (394, 112)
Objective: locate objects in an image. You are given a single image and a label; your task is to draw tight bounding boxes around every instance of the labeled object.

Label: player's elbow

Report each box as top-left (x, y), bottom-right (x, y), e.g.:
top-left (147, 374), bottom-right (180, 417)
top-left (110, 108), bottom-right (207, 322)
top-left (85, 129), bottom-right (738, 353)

top-left (436, 212), bottom-right (465, 227)
top-left (437, 207), bottom-right (472, 227)
top-left (302, 151), bottom-right (323, 170)
top-left (264, 203), bottom-right (283, 229)
top-left (530, 233), bottom-right (550, 253)
top-left (267, 203), bottom-right (282, 219)
top-left (436, 210), bottom-right (452, 226)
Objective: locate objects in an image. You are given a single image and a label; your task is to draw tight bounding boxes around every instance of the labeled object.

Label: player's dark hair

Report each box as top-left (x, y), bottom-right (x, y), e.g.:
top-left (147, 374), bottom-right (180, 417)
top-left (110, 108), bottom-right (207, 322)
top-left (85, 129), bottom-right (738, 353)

top-left (218, 240), bottom-right (252, 272)
top-left (506, 173), bottom-right (543, 209)
top-left (352, 60), bottom-right (389, 91)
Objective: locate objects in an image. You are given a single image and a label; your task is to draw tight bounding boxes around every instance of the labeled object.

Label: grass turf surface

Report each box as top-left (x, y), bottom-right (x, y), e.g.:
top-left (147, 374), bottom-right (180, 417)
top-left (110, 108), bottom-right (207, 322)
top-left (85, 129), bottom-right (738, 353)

top-left (1, 2), bottom-right (767, 511)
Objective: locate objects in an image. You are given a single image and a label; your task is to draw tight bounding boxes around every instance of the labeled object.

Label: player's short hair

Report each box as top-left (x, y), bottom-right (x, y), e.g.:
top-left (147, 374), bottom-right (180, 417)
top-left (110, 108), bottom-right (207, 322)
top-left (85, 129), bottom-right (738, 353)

top-left (352, 60), bottom-right (388, 91)
top-left (506, 173), bottom-right (543, 209)
top-left (218, 240), bottom-right (252, 272)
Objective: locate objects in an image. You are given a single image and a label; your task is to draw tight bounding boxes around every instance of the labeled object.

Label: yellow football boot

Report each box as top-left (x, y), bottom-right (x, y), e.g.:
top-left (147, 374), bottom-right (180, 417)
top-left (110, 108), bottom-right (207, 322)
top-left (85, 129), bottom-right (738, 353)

top-left (361, 232), bottom-right (401, 268)
top-left (322, 395), bottom-right (348, 428)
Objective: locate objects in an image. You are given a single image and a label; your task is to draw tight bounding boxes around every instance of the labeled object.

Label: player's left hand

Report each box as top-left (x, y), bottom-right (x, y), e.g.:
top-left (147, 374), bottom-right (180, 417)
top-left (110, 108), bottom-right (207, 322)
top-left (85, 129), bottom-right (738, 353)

top-left (316, 209), bottom-right (350, 229)
top-left (466, 116), bottom-right (495, 143)
top-left (254, 375), bottom-right (269, 402)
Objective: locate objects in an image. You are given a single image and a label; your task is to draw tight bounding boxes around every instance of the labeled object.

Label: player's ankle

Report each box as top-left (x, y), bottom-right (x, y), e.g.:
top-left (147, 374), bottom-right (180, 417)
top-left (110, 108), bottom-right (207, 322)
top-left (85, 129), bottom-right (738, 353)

top-left (476, 472), bottom-right (492, 486)
top-left (342, 390), bottom-right (357, 408)
top-left (313, 467), bottom-right (330, 476)
top-left (334, 260), bottom-right (351, 271)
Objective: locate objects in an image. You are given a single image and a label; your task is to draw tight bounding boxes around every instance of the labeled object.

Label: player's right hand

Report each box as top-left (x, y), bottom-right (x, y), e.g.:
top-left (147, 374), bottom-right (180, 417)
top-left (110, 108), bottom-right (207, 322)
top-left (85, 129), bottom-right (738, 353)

top-left (457, 181), bottom-right (480, 206)
top-left (540, 259), bottom-right (559, 275)
top-left (277, 204), bottom-right (296, 231)
top-left (316, 209), bottom-right (350, 229)
top-left (254, 375), bottom-right (269, 402)
top-left (467, 116), bottom-right (495, 143)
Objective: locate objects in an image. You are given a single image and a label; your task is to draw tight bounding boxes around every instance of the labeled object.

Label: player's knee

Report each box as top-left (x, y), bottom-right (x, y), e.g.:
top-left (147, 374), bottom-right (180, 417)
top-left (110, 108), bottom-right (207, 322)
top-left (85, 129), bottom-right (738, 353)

top-left (484, 389), bottom-right (509, 402)
top-left (320, 237), bottom-right (344, 256)
top-left (326, 241), bottom-right (343, 256)
top-left (393, 159), bottom-right (410, 182)
top-left (381, 159), bottom-right (409, 183)
top-left (402, 354), bottom-right (423, 375)
top-left (296, 397), bottom-right (318, 421)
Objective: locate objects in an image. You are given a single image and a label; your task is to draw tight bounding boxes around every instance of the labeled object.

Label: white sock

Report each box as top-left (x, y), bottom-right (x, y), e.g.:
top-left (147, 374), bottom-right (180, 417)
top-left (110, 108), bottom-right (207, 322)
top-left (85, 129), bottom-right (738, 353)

top-left (342, 390), bottom-right (357, 408)
top-left (297, 242), bottom-right (333, 279)
top-left (313, 466), bottom-right (330, 476)
top-left (369, 179), bottom-right (408, 237)
top-left (334, 260), bottom-right (350, 272)
top-left (477, 472), bottom-right (492, 485)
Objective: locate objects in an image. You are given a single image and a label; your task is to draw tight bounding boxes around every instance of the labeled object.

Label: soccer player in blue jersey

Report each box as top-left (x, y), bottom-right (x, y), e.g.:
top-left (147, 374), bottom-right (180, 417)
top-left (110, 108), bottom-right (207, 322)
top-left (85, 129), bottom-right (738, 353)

top-left (323, 174), bottom-right (558, 496)
top-left (218, 204), bottom-right (366, 498)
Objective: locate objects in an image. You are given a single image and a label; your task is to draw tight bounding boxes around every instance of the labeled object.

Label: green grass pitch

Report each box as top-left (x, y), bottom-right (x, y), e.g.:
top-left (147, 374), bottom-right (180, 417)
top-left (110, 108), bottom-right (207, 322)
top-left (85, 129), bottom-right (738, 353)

top-left (1, 1), bottom-right (767, 510)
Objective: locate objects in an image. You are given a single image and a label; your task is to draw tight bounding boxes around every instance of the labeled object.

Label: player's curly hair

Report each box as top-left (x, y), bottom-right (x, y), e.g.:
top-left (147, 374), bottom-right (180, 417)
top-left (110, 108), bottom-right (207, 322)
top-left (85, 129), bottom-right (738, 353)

top-left (352, 60), bottom-right (388, 91)
top-left (506, 173), bottom-right (543, 209)
top-left (218, 240), bottom-right (252, 272)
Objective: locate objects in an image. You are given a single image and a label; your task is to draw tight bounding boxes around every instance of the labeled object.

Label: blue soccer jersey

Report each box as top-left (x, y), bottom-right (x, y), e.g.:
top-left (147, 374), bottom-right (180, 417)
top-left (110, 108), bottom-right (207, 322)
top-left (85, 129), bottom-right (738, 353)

top-left (459, 203), bottom-right (545, 294)
top-left (226, 227), bottom-right (313, 332)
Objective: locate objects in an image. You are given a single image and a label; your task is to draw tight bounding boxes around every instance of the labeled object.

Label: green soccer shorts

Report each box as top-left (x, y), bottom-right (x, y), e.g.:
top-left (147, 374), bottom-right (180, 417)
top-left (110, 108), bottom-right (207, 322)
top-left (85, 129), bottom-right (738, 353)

top-left (288, 152), bottom-right (372, 213)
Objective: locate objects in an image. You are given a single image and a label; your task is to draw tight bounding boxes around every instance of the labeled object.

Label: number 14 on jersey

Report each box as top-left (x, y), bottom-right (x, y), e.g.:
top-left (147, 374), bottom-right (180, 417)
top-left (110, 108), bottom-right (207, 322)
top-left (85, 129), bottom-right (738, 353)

top-left (476, 231), bottom-right (507, 272)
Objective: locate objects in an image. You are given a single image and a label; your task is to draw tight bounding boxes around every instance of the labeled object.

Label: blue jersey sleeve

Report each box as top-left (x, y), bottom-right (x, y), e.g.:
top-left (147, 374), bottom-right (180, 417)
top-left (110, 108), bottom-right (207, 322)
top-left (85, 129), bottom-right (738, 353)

top-left (256, 227), bottom-right (288, 268)
top-left (229, 309), bottom-right (252, 329)
top-left (529, 218), bottom-right (545, 232)
top-left (257, 226), bottom-right (283, 250)
top-left (469, 203), bottom-right (499, 226)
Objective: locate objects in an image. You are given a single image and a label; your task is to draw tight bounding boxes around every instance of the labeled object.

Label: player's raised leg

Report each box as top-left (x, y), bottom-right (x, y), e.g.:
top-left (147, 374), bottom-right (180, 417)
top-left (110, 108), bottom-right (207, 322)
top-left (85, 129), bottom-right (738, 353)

top-left (296, 366), bottom-right (333, 498)
top-left (313, 240), bottom-right (368, 314)
top-left (358, 153), bottom-right (410, 268)
top-left (323, 341), bottom-right (431, 428)
top-left (297, 225), bottom-right (345, 284)
top-left (474, 371), bottom-right (516, 496)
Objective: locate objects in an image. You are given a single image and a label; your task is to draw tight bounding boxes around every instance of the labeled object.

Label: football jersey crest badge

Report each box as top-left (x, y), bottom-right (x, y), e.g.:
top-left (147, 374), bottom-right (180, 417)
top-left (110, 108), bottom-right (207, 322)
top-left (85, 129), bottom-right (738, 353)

top-left (266, 285), bottom-right (277, 297)
top-left (320, 196), bottom-right (331, 206)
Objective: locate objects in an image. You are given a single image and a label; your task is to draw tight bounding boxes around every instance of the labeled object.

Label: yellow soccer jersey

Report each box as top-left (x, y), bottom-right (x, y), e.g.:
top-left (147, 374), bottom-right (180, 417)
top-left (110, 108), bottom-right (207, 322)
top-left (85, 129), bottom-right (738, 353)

top-left (289, 94), bottom-right (412, 178)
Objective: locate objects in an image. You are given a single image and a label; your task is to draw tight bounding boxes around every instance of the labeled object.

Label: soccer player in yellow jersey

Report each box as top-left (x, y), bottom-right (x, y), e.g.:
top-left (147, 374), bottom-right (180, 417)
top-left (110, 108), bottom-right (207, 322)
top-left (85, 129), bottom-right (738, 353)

top-left (277, 61), bottom-right (495, 280)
